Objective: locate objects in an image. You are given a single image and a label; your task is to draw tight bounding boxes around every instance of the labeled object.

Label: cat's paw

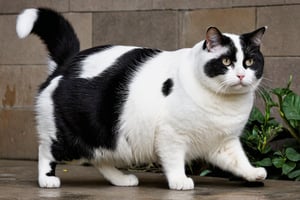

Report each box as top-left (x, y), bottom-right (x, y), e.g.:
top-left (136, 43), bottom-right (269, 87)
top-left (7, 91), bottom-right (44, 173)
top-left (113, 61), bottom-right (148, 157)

top-left (39, 176), bottom-right (61, 188)
top-left (244, 167), bottom-right (267, 182)
top-left (168, 177), bottom-right (194, 190)
top-left (110, 174), bottom-right (139, 187)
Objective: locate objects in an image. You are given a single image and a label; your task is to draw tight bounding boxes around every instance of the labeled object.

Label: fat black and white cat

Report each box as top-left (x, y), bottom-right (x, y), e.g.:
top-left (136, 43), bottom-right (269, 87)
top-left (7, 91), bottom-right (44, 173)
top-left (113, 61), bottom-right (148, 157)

top-left (16, 8), bottom-right (267, 190)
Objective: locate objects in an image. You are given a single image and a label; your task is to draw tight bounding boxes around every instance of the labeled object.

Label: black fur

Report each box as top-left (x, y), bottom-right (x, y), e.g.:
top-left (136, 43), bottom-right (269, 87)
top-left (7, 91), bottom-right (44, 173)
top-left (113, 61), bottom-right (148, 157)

top-left (162, 79), bottom-right (174, 96)
top-left (46, 162), bottom-right (57, 177)
top-left (240, 35), bottom-right (264, 79)
top-left (204, 35), bottom-right (237, 78)
top-left (51, 48), bottom-right (161, 161)
top-left (32, 8), bottom-right (79, 67)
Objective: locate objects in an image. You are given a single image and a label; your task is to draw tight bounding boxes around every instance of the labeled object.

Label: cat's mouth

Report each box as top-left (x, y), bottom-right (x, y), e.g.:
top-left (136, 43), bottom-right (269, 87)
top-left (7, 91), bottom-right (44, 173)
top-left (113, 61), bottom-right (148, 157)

top-left (231, 81), bottom-right (249, 88)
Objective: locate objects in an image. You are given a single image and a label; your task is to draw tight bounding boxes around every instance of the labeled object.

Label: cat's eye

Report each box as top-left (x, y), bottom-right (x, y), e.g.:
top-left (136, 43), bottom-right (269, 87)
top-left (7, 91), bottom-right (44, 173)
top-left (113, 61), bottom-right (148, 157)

top-left (245, 58), bottom-right (254, 67)
top-left (222, 58), bottom-right (232, 66)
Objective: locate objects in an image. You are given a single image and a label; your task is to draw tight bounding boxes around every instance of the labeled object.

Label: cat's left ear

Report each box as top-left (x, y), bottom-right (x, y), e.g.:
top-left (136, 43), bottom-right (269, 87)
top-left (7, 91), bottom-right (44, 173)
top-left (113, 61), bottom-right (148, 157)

top-left (244, 26), bottom-right (267, 46)
top-left (205, 27), bottom-right (223, 51)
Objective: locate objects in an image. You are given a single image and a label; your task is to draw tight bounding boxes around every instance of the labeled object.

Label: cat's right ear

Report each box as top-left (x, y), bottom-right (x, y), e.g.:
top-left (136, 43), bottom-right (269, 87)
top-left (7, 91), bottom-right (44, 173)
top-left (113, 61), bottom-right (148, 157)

top-left (205, 27), bottom-right (223, 52)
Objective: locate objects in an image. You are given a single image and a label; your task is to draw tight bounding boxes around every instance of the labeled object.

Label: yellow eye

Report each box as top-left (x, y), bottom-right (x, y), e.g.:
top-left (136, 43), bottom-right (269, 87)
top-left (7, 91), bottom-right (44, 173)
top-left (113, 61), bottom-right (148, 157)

top-left (245, 58), bottom-right (254, 67)
top-left (222, 58), bottom-right (232, 66)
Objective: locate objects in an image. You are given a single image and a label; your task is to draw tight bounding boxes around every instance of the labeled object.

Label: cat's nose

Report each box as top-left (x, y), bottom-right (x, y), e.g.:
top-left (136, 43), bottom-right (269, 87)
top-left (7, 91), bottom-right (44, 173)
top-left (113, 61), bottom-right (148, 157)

top-left (237, 75), bottom-right (245, 80)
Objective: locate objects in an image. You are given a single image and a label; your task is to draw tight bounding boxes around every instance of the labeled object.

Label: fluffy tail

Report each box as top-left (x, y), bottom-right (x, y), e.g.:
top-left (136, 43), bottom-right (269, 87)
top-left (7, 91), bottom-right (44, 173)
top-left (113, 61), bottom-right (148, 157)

top-left (16, 8), bottom-right (80, 72)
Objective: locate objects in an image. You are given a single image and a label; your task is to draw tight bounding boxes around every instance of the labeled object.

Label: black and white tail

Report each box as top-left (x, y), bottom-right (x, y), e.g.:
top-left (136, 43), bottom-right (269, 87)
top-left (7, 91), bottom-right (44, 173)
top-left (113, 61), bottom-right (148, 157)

top-left (16, 8), bottom-right (80, 73)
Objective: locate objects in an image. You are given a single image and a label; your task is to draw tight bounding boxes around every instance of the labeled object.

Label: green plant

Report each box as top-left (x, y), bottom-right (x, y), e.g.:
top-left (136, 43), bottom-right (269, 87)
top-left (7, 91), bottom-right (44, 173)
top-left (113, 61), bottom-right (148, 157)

top-left (271, 76), bottom-right (300, 143)
top-left (241, 76), bottom-right (300, 180)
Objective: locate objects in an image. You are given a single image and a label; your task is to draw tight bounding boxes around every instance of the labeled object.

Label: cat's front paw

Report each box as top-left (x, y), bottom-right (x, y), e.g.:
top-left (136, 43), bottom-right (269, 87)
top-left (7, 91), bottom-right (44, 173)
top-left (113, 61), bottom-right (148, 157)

top-left (111, 174), bottom-right (139, 187)
top-left (244, 167), bottom-right (267, 182)
top-left (39, 175), bottom-right (61, 188)
top-left (168, 176), bottom-right (194, 190)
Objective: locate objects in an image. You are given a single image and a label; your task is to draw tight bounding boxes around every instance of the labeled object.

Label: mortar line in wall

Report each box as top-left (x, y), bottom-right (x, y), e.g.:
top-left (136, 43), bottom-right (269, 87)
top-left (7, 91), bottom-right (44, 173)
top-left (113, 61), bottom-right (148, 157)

top-left (0, 64), bottom-right (46, 66)
top-left (255, 7), bottom-right (257, 28)
top-left (264, 56), bottom-right (300, 58)
top-left (0, 106), bottom-right (35, 111)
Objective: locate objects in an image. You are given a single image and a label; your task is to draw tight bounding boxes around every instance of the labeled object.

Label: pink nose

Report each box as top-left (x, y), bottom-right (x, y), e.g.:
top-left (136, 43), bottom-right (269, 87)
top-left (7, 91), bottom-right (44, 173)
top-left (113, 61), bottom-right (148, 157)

top-left (237, 75), bottom-right (245, 80)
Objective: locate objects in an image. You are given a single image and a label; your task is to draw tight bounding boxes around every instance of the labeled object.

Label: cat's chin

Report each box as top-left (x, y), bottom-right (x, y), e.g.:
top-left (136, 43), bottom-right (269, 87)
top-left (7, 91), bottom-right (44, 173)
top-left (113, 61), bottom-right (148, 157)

top-left (220, 84), bottom-right (254, 95)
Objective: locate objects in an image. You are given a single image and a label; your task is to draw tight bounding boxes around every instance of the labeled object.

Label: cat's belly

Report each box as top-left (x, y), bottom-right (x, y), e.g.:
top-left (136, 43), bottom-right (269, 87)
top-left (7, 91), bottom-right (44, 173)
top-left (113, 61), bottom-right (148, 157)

top-left (93, 131), bottom-right (157, 166)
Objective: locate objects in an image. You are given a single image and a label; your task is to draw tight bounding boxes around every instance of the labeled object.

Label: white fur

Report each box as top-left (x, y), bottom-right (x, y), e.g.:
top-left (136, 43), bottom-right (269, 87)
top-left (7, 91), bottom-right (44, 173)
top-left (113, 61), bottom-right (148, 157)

top-left (16, 8), bottom-right (38, 38)
top-left (79, 46), bottom-right (137, 79)
top-left (36, 76), bottom-right (62, 188)
top-left (47, 58), bottom-right (58, 74)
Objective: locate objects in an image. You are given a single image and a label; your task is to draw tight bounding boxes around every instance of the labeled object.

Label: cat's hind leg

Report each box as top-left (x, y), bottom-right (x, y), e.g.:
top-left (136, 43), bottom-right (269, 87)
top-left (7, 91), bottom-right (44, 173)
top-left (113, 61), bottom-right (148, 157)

top-left (95, 163), bottom-right (139, 187)
top-left (38, 145), bottom-right (61, 188)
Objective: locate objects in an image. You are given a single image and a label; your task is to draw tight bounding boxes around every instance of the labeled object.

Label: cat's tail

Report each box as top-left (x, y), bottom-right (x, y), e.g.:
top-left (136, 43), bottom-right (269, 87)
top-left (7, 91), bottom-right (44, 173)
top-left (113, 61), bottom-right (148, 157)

top-left (16, 8), bottom-right (80, 73)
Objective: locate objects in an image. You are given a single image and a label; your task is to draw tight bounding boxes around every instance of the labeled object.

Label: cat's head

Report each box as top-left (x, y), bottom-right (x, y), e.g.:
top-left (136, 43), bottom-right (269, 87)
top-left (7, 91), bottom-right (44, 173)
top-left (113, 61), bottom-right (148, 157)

top-left (196, 26), bottom-right (266, 95)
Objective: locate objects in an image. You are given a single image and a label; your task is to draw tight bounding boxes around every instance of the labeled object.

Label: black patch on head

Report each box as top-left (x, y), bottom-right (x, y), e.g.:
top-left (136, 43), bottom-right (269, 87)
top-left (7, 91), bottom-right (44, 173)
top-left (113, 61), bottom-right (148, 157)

top-left (46, 162), bottom-right (57, 177)
top-left (162, 79), bottom-right (174, 96)
top-left (50, 48), bottom-right (161, 161)
top-left (204, 35), bottom-right (237, 78)
top-left (240, 35), bottom-right (264, 79)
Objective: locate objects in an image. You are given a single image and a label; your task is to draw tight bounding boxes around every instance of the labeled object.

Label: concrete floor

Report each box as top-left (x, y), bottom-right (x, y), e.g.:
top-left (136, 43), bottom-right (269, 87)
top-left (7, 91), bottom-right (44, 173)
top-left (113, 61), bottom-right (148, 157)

top-left (0, 160), bottom-right (299, 200)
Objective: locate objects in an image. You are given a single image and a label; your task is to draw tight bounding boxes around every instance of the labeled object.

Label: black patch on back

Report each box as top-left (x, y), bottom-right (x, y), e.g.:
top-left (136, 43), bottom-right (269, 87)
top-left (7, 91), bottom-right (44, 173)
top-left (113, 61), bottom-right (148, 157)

top-left (51, 48), bottom-right (161, 161)
top-left (39, 45), bottom-right (113, 92)
top-left (46, 162), bottom-right (57, 177)
top-left (204, 35), bottom-right (237, 78)
top-left (162, 79), bottom-right (174, 96)
top-left (239, 35), bottom-right (264, 79)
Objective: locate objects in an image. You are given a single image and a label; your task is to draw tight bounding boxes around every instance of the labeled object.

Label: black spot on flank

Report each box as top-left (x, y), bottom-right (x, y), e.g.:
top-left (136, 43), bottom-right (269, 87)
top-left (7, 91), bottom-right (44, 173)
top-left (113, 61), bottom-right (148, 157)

top-left (162, 79), bottom-right (174, 96)
top-left (50, 48), bottom-right (161, 161)
top-left (46, 162), bottom-right (57, 177)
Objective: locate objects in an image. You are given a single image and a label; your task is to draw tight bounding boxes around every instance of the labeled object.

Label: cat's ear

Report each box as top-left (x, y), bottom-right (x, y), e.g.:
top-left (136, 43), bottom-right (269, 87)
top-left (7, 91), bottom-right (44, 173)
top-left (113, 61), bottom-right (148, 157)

top-left (205, 27), bottom-right (223, 51)
top-left (245, 26), bottom-right (267, 46)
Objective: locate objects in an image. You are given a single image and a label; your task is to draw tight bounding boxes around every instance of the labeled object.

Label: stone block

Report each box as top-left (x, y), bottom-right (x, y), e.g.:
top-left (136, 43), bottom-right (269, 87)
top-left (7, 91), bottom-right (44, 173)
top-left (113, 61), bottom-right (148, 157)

top-left (257, 5), bottom-right (300, 56)
top-left (0, 0), bottom-right (69, 14)
top-left (232, 0), bottom-right (284, 7)
top-left (181, 8), bottom-right (256, 48)
top-left (65, 13), bottom-right (93, 50)
top-left (263, 57), bottom-right (300, 94)
top-left (70, 0), bottom-right (152, 11)
top-left (93, 11), bottom-right (179, 50)
top-left (0, 109), bottom-right (38, 160)
top-left (0, 13), bottom-right (92, 65)
top-left (0, 14), bottom-right (47, 65)
top-left (152, 0), bottom-right (232, 10)
top-left (0, 65), bottom-right (47, 109)
top-left (281, 0), bottom-right (300, 4)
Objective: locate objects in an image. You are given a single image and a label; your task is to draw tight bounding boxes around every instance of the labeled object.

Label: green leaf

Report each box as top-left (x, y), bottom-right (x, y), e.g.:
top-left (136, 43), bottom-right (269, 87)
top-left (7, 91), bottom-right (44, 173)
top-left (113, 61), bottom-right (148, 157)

top-left (285, 148), bottom-right (300, 162)
top-left (200, 169), bottom-right (211, 177)
top-left (255, 158), bottom-right (272, 167)
top-left (259, 88), bottom-right (277, 107)
top-left (287, 169), bottom-right (300, 179)
top-left (272, 157), bottom-right (285, 168)
top-left (272, 88), bottom-right (291, 97)
top-left (282, 162), bottom-right (296, 175)
top-left (282, 93), bottom-right (300, 121)
top-left (249, 107), bottom-right (265, 123)
top-left (274, 151), bottom-right (283, 157)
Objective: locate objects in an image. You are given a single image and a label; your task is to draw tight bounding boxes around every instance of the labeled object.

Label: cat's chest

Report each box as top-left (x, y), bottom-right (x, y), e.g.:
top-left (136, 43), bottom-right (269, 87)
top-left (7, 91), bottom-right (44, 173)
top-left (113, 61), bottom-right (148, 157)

top-left (167, 90), bottom-right (253, 136)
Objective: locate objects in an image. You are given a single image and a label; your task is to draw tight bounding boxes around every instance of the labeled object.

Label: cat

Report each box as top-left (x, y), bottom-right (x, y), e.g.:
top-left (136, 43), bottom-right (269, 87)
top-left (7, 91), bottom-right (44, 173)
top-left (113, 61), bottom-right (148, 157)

top-left (16, 8), bottom-right (267, 190)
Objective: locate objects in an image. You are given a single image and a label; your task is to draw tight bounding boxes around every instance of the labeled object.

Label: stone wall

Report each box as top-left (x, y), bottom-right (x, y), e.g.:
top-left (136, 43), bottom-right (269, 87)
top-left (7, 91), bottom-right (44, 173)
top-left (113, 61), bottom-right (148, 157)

top-left (1, 0), bottom-right (300, 159)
